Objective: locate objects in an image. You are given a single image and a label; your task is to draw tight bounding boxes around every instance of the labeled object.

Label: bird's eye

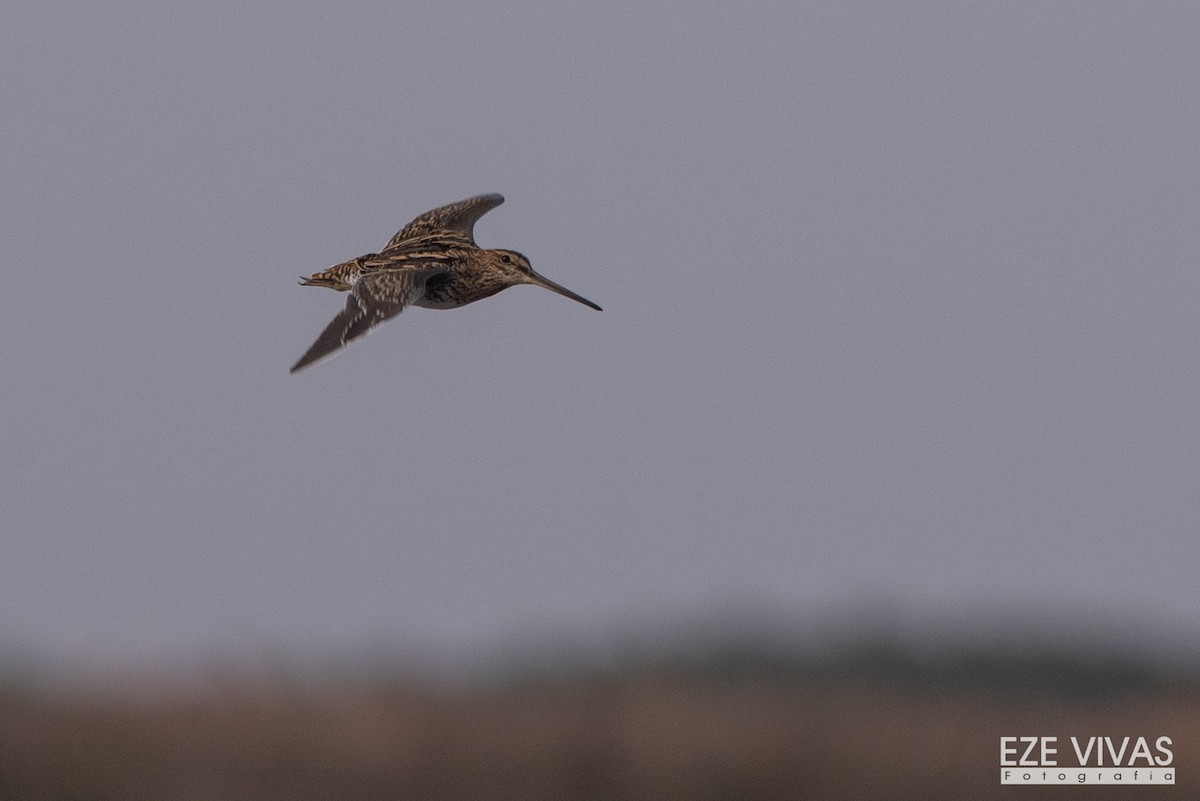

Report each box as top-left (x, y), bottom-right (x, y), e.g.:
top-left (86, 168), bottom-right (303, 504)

top-left (501, 254), bottom-right (511, 263)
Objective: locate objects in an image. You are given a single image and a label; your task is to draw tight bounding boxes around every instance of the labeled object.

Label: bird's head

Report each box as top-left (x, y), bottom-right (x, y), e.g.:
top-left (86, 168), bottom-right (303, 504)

top-left (491, 249), bottom-right (602, 311)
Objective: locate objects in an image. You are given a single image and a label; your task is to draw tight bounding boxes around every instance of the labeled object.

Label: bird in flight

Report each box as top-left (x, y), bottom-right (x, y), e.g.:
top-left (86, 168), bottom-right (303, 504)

top-left (291, 193), bottom-right (601, 373)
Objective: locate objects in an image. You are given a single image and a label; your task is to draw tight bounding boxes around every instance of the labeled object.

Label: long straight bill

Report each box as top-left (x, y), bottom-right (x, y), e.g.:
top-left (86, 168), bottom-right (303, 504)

top-left (528, 270), bottom-right (602, 311)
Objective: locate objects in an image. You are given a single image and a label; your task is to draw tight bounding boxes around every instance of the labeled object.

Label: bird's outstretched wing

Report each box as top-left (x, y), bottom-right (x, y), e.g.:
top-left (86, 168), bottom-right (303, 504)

top-left (383, 194), bottom-right (504, 252)
top-left (290, 266), bottom-right (447, 373)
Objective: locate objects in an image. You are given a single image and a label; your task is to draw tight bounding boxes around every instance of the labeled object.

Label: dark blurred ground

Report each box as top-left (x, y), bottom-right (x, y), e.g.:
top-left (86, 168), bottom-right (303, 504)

top-left (1, 634), bottom-right (1197, 800)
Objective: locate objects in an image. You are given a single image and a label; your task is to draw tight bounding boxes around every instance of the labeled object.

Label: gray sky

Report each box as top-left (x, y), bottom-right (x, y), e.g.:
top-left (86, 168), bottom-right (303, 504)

top-left (3, 3), bottom-right (1198, 669)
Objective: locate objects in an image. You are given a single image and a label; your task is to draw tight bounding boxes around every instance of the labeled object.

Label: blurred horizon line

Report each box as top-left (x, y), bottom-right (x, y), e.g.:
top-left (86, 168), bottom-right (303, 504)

top-left (4, 597), bottom-right (1197, 697)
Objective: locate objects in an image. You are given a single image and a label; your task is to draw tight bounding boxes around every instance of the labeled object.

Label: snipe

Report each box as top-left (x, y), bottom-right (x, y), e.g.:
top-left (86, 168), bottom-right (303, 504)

top-left (291, 194), bottom-right (600, 372)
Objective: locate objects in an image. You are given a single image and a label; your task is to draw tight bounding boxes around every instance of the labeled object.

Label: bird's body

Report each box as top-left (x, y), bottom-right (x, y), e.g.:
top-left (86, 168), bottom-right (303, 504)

top-left (290, 194), bottom-right (600, 373)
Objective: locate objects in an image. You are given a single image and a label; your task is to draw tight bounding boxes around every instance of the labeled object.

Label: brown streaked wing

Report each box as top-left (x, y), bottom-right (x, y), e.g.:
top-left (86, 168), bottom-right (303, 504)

top-left (289, 265), bottom-right (447, 373)
top-left (383, 194), bottom-right (504, 252)
top-left (356, 249), bottom-right (456, 272)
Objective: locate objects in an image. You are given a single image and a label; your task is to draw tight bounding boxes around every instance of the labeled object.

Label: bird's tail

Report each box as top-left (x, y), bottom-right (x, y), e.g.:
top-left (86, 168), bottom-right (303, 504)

top-left (298, 274), bottom-right (351, 291)
top-left (298, 255), bottom-right (377, 292)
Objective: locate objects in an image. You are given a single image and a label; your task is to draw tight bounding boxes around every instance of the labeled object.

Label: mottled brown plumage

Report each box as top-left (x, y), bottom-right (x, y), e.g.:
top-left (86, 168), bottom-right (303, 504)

top-left (291, 194), bottom-right (600, 373)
